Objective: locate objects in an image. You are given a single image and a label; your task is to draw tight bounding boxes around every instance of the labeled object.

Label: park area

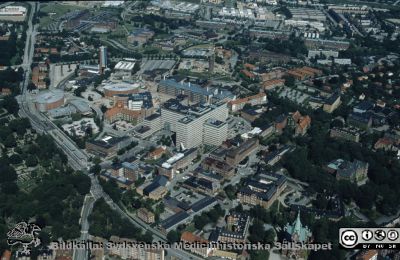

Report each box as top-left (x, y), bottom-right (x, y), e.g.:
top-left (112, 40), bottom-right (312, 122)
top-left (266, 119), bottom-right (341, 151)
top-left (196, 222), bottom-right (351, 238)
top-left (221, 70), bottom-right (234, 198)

top-left (38, 3), bottom-right (87, 29)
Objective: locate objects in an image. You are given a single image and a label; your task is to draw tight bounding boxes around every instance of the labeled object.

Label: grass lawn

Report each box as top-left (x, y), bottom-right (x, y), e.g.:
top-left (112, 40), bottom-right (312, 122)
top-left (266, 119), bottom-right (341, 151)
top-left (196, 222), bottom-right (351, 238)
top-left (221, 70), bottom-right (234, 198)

top-left (177, 69), bottom-right (211, 79)
top-left (184, 223), bottom-right (197, 233)
top-left (187, 43), bottom-right (213, 49)
top-left (39, 3), bottom-right (88, 28)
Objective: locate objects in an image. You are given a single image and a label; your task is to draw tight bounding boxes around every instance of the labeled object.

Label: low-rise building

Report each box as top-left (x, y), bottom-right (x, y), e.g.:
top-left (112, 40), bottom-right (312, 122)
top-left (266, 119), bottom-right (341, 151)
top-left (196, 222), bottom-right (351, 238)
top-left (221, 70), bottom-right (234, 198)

top-left (157, 148), bottom-right (198, 180)
top-left (225, 138), bottom-right (259, 166)
top-left (275, 114), bottom-right (288, 134)
top-left (159, 196), bottom-right (218, 233)
top-left (323, 93), bottom-right (341, 113)
top-left (180, 232), bottom-right (212, 258)
top-left (108, 236), bottom-right (165, 260)
top-left (325, 159), bottom-right (368, 185)
top-left (209, 212), bottom-right (250, 244)
top-left (228, 92), bottom-right (267, 112)
top-left (290, 111), bottom-right (311, 136)
top-left (374, 137), bottom-right (396, 151)
top-left (86, 136), bottom-right (130, 158)
top-left (330, 126), bottom-right (361, 142)
top-left (137, 208), bottom-right (155, 224)
top-left (241, 108), bottom-right (264, 123)
top-left (183, 175), bottom-right (221, 194)
top-left (148, 146), bottom-right (167, 160)
top-left (286, 66), bottom-right (323, 81)
top-left (238, 175), bottom-right (287, 208)
top-left (201, 157), bottom-right (235, 178)
top-left (105, 92), bottom-right (154, 124)
top-left (262, 79), bottom-right (285, 91)
top-left (347, 112), bottom-right (372, 130)
top-left (127, 28), bottom-right (155, 45)
top-left (136, 175), bottom-right (169, 200)
top-left (110, 161), bottom-right (139, 182)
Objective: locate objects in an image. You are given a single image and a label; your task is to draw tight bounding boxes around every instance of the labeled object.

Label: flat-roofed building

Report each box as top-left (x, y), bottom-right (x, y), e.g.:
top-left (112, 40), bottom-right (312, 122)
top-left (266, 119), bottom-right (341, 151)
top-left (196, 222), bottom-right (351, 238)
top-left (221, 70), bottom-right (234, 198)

top-left (158, 79), bottom-right (214, 104)
top-left (203, 119), bottom-right (228, 147)
top-left (225, 138), bottom-right (259, 166)
top-left (305, 38), bottom-right (350, 51)
top-left (175, 102), bottom-right (228, 149)
top-left (0, 6), bottom-right (27, 21)
top-left (114, 60), bottom-right (136, 72)
top-left (289, 8), bottom-right (326, 21)
top-left (161, 99), bottom-right (229, 149)
top-left (85, 136), bottom-right (130, 158)
top-left (330, 126), bottom-right (361, 142)
top-left (127, 28), bottom-right (155, 45)
top-left (157, 148), bottom-right (198, 180)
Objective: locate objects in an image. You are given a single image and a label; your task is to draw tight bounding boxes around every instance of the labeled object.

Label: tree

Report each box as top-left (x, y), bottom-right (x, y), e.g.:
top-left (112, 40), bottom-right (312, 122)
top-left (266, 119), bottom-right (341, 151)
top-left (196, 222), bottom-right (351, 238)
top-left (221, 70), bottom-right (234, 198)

top-left (74, 86), bottom-right (86, 97)
top-left (167, 230), bottom-right (180, 243)
top-left (194, 215), bottom-right (209, 230)
top-left (100, 105), bottom-right (107, 113)
top-left (0, 165), bottom-right (17, 183)
top-left (25, 155), bottom-right (38, 167)
top-left (27, 82), bottom-right (37, 91)
top-left (283, 75), bottom-right (295, 87)
top-left (71, 173), bottom-right (91, 195)
top-left (9, 118), bottom-right (30, 135)
top-left (141, 231), bottom-right (153, 243)
top-left (0, 126), bottom-right (12, 142)
top-left (9, 154), bottom-right (22, 165)
top-left (3, 135), bottom-right (16, 148)
top-left (90, 164), bottom-right (101, 175)
top-left (1, 96), bottom-right (19, 115)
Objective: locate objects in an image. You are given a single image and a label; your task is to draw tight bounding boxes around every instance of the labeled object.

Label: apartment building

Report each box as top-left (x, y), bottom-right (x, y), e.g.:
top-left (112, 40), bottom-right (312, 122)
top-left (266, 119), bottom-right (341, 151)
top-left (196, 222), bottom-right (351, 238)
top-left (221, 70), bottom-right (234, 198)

top-left (228, 92), bottom-right (267, 112)
top-left (137, 208), bottom-right (155, 224)
top-left (330, 126), bottom-right (361, 142)
top-left (209, 212), bottom-right (250, 244)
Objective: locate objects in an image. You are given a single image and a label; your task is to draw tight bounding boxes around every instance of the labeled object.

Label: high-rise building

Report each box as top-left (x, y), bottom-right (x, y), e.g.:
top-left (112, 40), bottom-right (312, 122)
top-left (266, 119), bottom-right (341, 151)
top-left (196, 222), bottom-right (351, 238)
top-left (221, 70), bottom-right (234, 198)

top-left (161, 99), bottom-right (229, 149)
top-left (203, 119), bottom-right (228, 146)
top-left (99, 46), bottom-right (107, 74)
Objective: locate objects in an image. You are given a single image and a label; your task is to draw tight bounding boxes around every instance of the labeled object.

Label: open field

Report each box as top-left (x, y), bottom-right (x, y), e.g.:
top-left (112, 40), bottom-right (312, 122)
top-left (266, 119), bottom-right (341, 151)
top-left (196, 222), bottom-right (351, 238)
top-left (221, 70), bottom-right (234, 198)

top-left (39, 3), bottom-right (88, 28)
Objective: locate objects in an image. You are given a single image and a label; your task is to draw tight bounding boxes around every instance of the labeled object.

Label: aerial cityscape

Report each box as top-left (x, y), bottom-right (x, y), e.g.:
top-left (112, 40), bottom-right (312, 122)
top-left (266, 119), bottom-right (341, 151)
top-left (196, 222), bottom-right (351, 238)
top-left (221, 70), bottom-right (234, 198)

top-left (0, 0), bottom-right (400, 259)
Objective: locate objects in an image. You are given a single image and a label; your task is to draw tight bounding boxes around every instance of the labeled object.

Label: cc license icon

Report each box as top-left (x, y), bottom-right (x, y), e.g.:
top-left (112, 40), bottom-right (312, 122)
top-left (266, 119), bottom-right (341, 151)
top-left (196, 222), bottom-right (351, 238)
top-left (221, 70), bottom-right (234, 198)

top-left (341, 230), bottom-right (358, 248)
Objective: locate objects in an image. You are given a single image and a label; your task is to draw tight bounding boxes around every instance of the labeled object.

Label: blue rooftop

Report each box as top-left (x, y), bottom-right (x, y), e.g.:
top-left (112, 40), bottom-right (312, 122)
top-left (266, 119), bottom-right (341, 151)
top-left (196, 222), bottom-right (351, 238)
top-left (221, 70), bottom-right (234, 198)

top-left (159, 79), bottom-right (213, 96)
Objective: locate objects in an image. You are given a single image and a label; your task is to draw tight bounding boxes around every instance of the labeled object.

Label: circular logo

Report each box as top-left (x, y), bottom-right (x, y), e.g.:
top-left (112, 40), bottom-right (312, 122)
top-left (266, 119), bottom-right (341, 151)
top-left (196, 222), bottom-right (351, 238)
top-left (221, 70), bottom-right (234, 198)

top-left (374, 230), bottom-right (386, 241)
top-left (362, 230), bottom-right (373, 241)
top-left (341, 230), bottom-right (358, 248)
top-left (387, 230), bottom-right (399, 241)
